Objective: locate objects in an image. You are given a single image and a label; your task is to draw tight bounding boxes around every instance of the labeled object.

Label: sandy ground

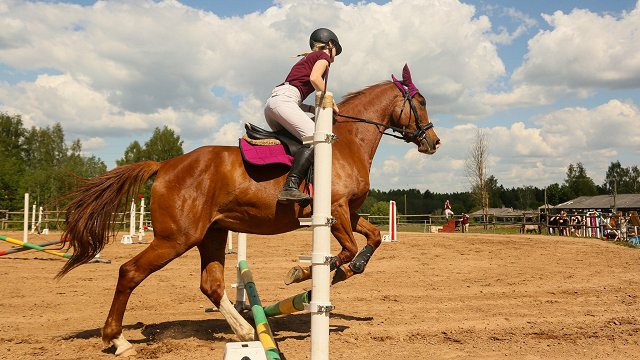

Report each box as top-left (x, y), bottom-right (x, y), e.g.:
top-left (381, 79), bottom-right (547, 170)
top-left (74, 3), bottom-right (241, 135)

top-left (1, 230), bottom-right (639, 360)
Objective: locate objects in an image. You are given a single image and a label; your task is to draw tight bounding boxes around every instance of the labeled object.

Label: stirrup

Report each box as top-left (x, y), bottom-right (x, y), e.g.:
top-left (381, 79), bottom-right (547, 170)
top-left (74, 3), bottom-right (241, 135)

top-left (278, 188), bottom-right (310, 203)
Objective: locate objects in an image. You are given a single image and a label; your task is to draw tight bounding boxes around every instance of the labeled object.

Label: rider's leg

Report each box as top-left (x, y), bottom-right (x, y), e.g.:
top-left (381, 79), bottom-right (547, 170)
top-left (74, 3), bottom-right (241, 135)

top-left (278, 145), bottom-right (314, 203)
top-left (264, 84), bottom-right (316, 204)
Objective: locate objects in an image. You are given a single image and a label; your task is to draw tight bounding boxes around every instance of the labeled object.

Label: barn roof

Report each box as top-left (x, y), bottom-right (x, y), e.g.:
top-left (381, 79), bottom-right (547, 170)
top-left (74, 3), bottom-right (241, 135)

top-left (469, 207), bottom-right (531, 217)
top-left (553, 194), bottom-right (640, 210)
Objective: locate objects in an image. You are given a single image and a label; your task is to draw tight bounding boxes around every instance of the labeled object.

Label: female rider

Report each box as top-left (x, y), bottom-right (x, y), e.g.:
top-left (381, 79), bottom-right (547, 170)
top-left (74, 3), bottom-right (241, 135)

top-left (264, 28), bottom-right (341, 204)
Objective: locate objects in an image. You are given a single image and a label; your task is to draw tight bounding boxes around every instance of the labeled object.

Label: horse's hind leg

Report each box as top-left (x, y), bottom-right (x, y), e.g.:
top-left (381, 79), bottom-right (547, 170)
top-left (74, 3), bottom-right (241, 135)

top-left (198, 229), bottom-right (254, 341)
top-left (102, 237), bottom-right (193, 356)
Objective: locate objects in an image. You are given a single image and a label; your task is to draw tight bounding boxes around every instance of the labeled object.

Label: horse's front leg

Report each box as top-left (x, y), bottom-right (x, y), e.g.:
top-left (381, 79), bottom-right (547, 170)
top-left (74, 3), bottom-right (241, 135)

top-left (284, 201), bottom-right (359, 285)
top-left (332, 214), bottom-right (381, 284)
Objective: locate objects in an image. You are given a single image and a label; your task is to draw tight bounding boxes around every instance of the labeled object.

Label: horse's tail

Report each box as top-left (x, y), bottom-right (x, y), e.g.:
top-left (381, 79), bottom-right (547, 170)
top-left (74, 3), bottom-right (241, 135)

top-left (57, 161), bottom-right (162, 278)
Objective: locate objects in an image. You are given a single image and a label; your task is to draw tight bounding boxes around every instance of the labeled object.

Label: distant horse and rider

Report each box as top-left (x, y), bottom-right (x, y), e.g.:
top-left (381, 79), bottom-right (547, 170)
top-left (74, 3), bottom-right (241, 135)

top-left (58, 65), bottom-right (440, 355)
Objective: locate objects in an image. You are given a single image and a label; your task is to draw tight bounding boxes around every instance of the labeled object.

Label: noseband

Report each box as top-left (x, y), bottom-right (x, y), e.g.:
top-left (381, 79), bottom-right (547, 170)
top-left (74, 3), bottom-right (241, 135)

top-left (335, 82), bottom-right (433, 143)
top-left (393, 82), bottom-right (433, 143)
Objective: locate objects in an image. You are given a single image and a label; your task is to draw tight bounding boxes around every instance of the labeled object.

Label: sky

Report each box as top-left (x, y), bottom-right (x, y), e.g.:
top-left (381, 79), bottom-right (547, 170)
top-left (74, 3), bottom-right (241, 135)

top-left (1, 0), bottom-right (639, 193)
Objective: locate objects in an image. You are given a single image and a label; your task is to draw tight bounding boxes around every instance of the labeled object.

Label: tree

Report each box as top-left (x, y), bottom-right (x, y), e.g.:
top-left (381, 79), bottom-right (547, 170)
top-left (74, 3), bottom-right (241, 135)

top-left (142, 126), bottom-right (184, 162)
top-left (565, 162), bottom-right (597, 197)
top-left (465, 129), bottom-right (490, 228)
top-left (116, 141), bottom-right (144, 166)
top-left (603, 161), bottom-right (640, 194)
top-left (486, 175), bottom-right (503, 208)
top-left (369, 201), bottom-right (390, 216)
top-left (118, 126), bottom-right (184, 165)
top-left (0, 113), bottom-right (27, 209)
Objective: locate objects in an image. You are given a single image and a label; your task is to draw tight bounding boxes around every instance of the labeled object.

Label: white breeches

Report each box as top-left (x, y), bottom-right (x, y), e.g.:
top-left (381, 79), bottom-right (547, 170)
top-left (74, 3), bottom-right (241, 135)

top-left (264, 84), bottom-right (315, 141)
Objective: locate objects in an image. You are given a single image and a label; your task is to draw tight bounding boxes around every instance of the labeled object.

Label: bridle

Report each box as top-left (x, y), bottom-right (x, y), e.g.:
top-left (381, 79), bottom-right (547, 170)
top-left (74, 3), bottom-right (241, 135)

top-left (335, 82), bottom-right (434, 143)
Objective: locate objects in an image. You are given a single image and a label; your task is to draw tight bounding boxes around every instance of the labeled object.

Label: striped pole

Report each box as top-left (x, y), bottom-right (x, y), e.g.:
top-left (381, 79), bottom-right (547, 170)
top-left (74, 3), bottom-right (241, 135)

top-left (238, 260), bottom-right (280, 360)
top-left (0, 240), bottom-right (61, 256)
top-left (0, 236), bottom-right (72, 259)
top-left (390, 201), bottom-right (397, 241)
top-left (263, 291), bottom-right (310, 318)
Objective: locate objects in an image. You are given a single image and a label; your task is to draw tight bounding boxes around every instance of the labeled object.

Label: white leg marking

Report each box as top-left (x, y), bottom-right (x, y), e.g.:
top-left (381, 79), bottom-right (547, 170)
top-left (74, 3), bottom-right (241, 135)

top-left (218, 291), bottom-right (255, 341)
top-left (112, 333), bottom-right (136, 357)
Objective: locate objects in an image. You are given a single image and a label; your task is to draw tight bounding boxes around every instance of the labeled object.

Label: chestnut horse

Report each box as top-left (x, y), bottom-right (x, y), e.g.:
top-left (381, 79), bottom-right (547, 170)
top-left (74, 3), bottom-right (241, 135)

top-left (60, 66), bottom-right (440, 356)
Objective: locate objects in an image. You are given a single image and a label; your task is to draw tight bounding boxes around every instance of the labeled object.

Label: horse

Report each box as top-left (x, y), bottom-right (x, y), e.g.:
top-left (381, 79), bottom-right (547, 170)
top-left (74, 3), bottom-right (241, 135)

top-left (520, 224), bottom-right (540, 234)
top-left (58, 65), bottom-right (440, 356)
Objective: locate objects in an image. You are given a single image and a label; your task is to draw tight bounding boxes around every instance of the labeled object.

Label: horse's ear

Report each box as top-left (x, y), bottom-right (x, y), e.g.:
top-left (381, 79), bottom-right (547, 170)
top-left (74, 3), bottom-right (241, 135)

top-left (402, 64), bottom-right (412, 85)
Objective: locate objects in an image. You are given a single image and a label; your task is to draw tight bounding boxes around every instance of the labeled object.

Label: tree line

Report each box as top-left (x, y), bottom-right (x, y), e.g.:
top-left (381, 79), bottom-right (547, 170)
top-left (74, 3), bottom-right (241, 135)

top-left (0, 113), bottom-right (182, 210)
top-left (361, 161), bottom-right (640, 216)
top-left (1, 112), bottom-right (637, 215)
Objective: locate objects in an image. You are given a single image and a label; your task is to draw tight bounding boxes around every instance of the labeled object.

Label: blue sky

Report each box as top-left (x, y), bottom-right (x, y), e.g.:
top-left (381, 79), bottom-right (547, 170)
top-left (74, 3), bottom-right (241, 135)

top-left (1, 0), bottom-right (639, 193)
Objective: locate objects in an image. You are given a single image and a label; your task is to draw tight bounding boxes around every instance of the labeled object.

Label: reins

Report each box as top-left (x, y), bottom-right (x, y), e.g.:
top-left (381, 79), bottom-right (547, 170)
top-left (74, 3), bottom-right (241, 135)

top-left (334, 90), bottom-right (434, 142)
top-left (334, 113), bottom-right (409, 141)
top-left (322, 57), bottom-right (433, 143)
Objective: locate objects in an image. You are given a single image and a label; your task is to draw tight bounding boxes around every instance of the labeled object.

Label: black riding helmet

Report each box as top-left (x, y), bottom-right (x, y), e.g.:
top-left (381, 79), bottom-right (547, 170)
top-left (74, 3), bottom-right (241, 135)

top-left (309, 28), bottom-right (342, 56)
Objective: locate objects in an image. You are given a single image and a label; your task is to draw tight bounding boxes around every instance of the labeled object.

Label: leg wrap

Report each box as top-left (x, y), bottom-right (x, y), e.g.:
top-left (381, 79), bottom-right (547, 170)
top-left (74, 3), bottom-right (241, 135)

top-left (348, 244), bottom-right (375, 274)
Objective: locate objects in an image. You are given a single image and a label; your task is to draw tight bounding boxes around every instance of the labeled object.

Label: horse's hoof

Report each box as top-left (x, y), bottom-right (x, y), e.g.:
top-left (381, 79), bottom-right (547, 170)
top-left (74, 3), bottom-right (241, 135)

top-left (112, 334), bottom-right (136, 357)
top-left (285, 265), bottom-right (311, 285)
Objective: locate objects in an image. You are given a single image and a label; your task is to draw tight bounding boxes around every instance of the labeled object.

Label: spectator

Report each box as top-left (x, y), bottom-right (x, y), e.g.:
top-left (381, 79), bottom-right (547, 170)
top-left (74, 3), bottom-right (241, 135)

top-left (462, 213), bottom-right (469, 233)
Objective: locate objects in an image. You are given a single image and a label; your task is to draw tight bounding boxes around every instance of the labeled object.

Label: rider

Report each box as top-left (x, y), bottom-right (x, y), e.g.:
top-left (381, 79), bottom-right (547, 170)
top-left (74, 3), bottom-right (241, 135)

top-left (264, 28), bottom-right (341, 204)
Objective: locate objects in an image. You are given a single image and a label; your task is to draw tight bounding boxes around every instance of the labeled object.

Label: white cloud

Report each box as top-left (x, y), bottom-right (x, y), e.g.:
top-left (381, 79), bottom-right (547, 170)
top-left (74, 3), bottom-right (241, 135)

top-left (0, 0), bottom-right (507, 136)
top-left (486, 3), bottom-right (640, 108)
top-left (0, 0), bottom-right (638, 194)
top-left (211, 121), bottom-right (243, 146)
top-left (516, 7), bottom-right (640, 89)
top-left (81, 136), bottom-right (106, 151)
top-left (370, 99), bottom-right (640, 192)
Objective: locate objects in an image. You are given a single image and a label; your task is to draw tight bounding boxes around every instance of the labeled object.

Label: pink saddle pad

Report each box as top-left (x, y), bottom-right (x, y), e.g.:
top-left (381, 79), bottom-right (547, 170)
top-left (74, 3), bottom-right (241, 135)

top-left (239, 138), bottom-right (294, 167)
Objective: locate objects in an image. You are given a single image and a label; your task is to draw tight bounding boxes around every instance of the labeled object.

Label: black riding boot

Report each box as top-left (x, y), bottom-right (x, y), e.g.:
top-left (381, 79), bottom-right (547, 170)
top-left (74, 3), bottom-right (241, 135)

top-left (278, 145), bottom-right (314, 204)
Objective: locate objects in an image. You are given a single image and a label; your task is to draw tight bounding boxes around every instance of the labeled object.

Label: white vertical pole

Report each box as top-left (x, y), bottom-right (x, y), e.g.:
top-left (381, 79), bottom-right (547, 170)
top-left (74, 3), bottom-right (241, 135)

top-left (235, 232), bottom-right (247, 310)
top-left (227, 231), bottom-right (233, 254)
top-left (31, 203), bottom-right (36, 234)
top-left (38, 206), bottom-right (43, 234)
top-left (139, 197), bottom-right (145, 238)
top-left (23, 193), bottom-right (29, 243)
top-left (389, 200), bottom-right (397, 242)
top-left (309, 91), bottom-right (334, 360)
top-left (129, 199), bottom-right (135, 237)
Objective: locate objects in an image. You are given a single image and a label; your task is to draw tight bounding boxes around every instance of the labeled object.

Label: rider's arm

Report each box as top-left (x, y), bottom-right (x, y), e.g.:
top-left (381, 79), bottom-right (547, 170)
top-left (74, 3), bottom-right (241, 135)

top-left (310, 59), bottom-right (339, 113)
top-left (310, 59), bottom-right (329, 92)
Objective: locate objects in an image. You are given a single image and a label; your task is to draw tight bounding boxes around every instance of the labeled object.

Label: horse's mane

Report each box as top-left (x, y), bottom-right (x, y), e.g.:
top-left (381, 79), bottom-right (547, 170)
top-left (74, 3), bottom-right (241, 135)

top-left (339, 81), bottom-right (391, 106)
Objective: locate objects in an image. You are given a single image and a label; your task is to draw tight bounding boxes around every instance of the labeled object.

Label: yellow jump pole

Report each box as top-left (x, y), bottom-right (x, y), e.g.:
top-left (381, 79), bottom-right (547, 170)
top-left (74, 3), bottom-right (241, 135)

top-left (0, 235), bottom-right (72, 259)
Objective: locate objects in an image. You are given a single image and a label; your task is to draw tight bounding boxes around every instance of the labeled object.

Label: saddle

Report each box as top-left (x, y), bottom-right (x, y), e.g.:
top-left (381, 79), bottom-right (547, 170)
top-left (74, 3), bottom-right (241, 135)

top-left (239, 123), bottom-right (302, 167)
top-left (244, 123), bottom-right (304, 155)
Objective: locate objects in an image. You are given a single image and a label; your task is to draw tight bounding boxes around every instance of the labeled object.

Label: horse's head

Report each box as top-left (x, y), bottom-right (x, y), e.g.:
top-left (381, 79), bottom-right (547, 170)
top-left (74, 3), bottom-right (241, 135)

top-left (390, 64), bottom-right (440, 154)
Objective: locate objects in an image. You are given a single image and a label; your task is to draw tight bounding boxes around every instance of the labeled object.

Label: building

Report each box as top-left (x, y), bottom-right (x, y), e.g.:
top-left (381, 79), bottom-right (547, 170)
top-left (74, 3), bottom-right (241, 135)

top-left (550, 194), bottom-right (640, 214)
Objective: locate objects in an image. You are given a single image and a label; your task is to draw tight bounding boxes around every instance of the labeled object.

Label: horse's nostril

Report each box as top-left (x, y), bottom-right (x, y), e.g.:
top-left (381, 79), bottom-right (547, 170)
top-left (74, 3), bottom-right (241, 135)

top-left (435, 139), bottom-right (441, 148)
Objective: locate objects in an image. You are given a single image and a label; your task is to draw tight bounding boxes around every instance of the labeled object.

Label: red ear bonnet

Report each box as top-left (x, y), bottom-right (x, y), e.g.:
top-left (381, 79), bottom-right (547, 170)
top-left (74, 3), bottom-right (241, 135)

top-left (392, 64), bottom-right (420, 97)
